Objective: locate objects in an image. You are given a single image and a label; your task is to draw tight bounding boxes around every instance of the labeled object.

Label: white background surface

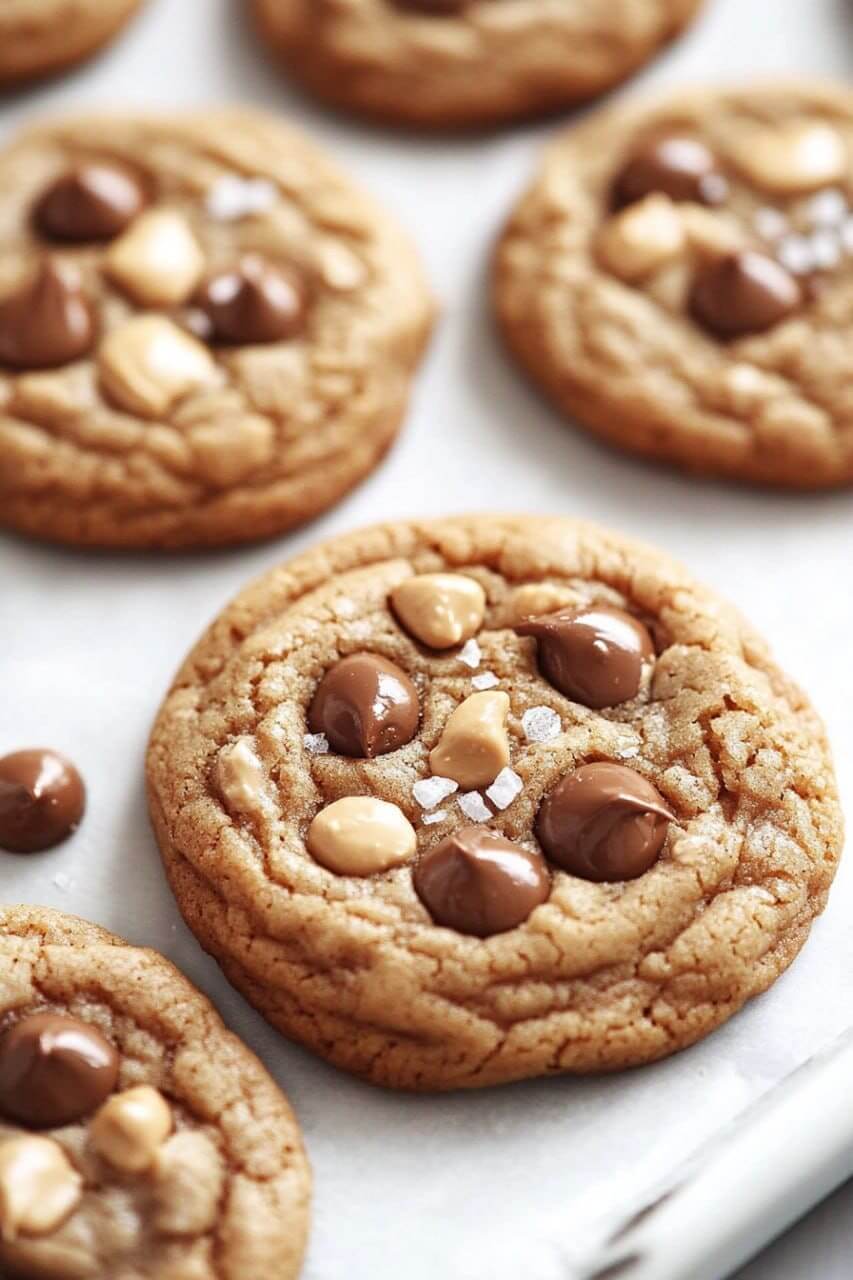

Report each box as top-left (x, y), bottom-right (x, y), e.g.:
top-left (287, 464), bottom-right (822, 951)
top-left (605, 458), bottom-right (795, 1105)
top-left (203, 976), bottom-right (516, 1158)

top-left (1, 1), bottom-right (852, 1276)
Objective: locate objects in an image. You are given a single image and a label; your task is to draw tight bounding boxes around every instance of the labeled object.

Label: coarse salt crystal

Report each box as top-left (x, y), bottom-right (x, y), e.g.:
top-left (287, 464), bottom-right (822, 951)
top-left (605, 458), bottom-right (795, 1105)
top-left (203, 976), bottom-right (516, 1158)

top-left (472, 671), bottom-right (499, 690)
top-left (805, 188), bottom-right (848, 227)
top-left (413, 776), bottom-right (458, 809)
top-left (458, 638), bottom-right (481, 669)
top-left (485, 767), bottom-right (523, 811)
top-left (206, 176), bottom-right (277, 222)
top-left (776, 233), bottom-right (814, 275)
top-left (303, 732), bottom-right (329, 755)
top-left (52, 873), bottom-right (74, 892)
top-left (617, 743), bottom-right (640, 759)
top-left (422, 809), bottom-right (449, 826)
top-left (522, 706), bottom-right (561, 743)
top-left (754, 207), bottom-right (788, 241)
top-left (809, 227), bottom-right (842, 270)
top-left (457, 792), bottom-right (491, 823)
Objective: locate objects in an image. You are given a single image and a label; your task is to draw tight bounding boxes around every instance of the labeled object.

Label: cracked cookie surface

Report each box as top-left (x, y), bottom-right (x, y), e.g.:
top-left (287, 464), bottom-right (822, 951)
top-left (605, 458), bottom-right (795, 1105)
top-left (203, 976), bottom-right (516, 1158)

top-left (0, 0), bottom-right (143, 85)
top-left (146, 516), bottom-right (842, 1090)
top-left (249, 0), bottom-right (703, 130)
top-left (0, 905), bottom-right (311, 1280)
top-left (0, 109), bottom-right (433, 548)
top-left (494, 82), bottom-right (853, 488)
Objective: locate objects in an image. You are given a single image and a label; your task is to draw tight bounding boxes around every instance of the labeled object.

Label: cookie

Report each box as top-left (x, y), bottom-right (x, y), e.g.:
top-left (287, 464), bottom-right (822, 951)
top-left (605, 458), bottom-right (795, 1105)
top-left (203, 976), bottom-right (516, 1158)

top-left (0, 110), bottom-right (433, 549)
top-left (494, 82), bottom-right (853, 488)
top-left (0, 906), bottom-right (311, 1279)
top-left (249, 0), bottom-right (704, 130)
top-left (0, 0), bottom-right (143, 86)
top-left (146, 515), bottom-right (842, 1090)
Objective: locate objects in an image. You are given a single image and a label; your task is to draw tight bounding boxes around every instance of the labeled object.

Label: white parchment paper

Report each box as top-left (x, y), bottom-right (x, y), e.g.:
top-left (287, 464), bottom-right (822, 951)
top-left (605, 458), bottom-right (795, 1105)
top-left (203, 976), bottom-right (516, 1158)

top-left (1, 2), bottom-right (852, 1276)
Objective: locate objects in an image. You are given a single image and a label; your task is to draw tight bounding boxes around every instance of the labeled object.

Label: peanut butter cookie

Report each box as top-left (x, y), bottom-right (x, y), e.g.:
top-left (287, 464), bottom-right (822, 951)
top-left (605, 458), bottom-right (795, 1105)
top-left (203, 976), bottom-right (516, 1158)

top-left (0, 0), bottom-right (143, 85)
top-left (249, 0), bottom-right (704, 130)
top-left (495, 82), bottom-right (853, 487)
top-left (146, 515), bottom-right (842, 1090)
top-left (0, 110), bottom-right (433, 548)
top-left (0, 906), bottom-right (311, 1279)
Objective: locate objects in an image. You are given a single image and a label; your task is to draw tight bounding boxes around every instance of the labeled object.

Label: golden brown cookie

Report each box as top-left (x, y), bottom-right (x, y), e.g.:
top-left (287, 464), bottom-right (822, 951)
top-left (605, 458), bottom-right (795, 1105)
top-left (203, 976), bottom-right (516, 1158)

top-left (494, 81), bottom-right (853, 488)
top-left (249, 0), bottom-right (705, 130)
top-left (146, 515), bottom-right (843, 1091)
top-left (0, 109), bottom-right (433, 549)
top-left (0, 0), bottom-right (143, 85)
top-left (0, 905), bottom-right (311, 1279)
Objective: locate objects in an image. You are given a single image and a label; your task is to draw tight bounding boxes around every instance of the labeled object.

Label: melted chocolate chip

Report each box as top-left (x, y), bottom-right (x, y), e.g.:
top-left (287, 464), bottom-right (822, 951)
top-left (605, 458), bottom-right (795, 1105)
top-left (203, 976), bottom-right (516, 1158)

top-left (612, 136), bottom-right (728, 209)
top-left (414, 827), bottom-right (550, 936)
top-left (536, 763), bottom-right (673, 882)
top-left (0, 749), bottom-right (86, 853)
top-left (195, 257), bottom-right (306, 345)
top-left (33, 164), bottom-right (146, 243)
top-left (308, 654), bottom-right (420, 758)
top-left (0, 261), bottom-right (95, 370)
top-left (689, 251), bottom-right (801, 339)
top-left (0, 1013), bottom-right (119, 1128)
top-left (516, 605), bottom-right (654, 709)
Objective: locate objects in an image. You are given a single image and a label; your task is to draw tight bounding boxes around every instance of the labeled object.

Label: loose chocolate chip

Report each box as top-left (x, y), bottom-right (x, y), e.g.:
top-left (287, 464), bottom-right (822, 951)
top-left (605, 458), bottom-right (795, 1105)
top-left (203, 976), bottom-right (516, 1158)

top-left (612, 136), bottom-right (728, 210)
top-left (0, 261), bottom-right (95, 370)
top-left (516, 605), bottom-right (655, 709)
top-left (689, 250), bottom-right (801, 339)
top-left (308, 654), bottom-right (420, 758)
top-left (194, 257), bottom-right (306, 345)
top-left (0, 749), bottom-right (86, 854)
top-left (0, 1013), bottom-right (119, 1129)
top-left (414, 826), bottom-right (550, 936)
top-left (537, 763), bottom-right (674, 882)
top-left (33, 164), bottom-right (146, 243)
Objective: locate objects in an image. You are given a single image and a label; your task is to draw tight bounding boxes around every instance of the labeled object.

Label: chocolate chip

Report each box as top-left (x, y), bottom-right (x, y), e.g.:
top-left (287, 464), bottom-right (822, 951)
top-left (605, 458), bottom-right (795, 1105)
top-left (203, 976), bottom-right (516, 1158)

top-left (516, 605), bottom-right (654, 709)
top-left (612, 136), bottom-right (728, 210)
top-left (414, 827), bottom-right (550, 936)
top-left (537, 763), bottom-right (674, 882)
top-left (0, 1013), bottom-right (119, 1128)
top-left (194, 257), bottom-right (306, 345)
top-left (689, 251), bottom-right (801, 339)
top-left (308, 654), bottom-right (419, 758)
top-left (0, 749), bottom-right (86, 854)
top-left (33, 164), bottom-right (146, 243)
top-left (0, 261), bottom-right (95, 370)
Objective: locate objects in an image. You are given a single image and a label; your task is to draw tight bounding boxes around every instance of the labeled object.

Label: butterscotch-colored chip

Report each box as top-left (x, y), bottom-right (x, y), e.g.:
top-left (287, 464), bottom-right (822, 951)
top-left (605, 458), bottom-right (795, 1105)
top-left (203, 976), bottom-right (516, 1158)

top-left (0, 1135), bottom-right (82, 1241)
top-left (106, 209), bottom-right (205, 306)
top-left (510, 583), bottom-right (581, 623)
top-left (90, 1085), bottom-right (173, 1173)
top-left (99, 316), bottom-right (219, 418)
top-left (391, 573), bottom-right (486, 649)
top-left (216, 736), bottom-right (269, 815)
top-left (596, 194), bottom-right (685, 281)
top-left (429, 690), bottom-right (510, 791)
top-left (307, 796), bottom-right (416, 876)
top-left (729, 121), bottom-right (847, 194)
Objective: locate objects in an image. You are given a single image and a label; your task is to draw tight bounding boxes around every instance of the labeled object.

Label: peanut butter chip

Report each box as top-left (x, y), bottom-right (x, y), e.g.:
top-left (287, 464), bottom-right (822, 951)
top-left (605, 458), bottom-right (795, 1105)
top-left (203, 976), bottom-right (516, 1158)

top-left (216, 737), bottom-right (268, 815)
top-left (390, 573), bottom-right (486, 649)
top-left (0, 1135), bottom-right (82, 1241)
top-left (596, 194), bottom-right (686, 281)
top-left (307, 796), bottom-right (416, 876)
top-left (106, 210), bottom-right (205, 306)
top-left (730, 122), bottom-right (847, 194)
top-left (90, 1085), bottom-right (173, 1173)
top-left (98, 316), bottom-right (219, 418)
top-left (429, 690), bottom-right (510, 790)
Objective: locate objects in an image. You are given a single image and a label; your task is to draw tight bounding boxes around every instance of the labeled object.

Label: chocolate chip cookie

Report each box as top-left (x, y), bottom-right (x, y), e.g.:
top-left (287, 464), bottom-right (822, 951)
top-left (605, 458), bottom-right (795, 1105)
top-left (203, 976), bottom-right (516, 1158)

top-left (0, 0), bottom-right (143, 85)
top-left (495, 82), bottom-right (853, 487)
top-left (0, 906), bottom-right (311, 1278)
top-left (249, 0), bottom-right (704, 130)
top-left (0, 110), bottom-right (433, 548)
top-left (146, 515), bottom-right (842, 1090)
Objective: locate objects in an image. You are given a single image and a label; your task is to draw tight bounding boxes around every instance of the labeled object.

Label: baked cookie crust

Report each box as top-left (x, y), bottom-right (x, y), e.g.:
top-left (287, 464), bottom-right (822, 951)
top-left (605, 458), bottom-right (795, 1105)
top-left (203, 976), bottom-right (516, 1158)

top-left (250, 0), bottom-right (704, 130)
top-left (0, 0), bottom-right (143, 85)
top-left (0, 905), bottom-right (311, 1279)
top-left (147, 515), bottom-right (842, 1090)
top-left (495, 82), bottom-right (853, 488)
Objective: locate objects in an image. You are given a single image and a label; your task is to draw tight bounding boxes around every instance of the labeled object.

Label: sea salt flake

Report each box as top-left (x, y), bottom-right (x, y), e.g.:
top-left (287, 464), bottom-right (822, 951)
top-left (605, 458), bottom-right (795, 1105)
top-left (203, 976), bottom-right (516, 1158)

top-left (472, 671), bottom-right (499, 690)
top-left (485, 767), bottom-right (523, 811)
top-left (522, 706), bottom-right (561, 743)
top-left (458, 638), bottom-right (481, 669)
top-left (809, 228), bottom-right (842, 270)
top-left (206, 176), bottom-right (277, 222)
top-left (52, 873), bottom-right (74, 892)
top-left (754, 207), bottom-right (788, 241)
top-left (457, 792), bottom-right (491, 823)
top-left (617, 743), bottom-right (640, 759)
top-left (805, 188), bottom-right (848, 227)
top-left (776, 233), bottom-right (814, 275)
top-left (303, 732), bottom-right (329, 755)
top-left (413, 776), bottom-right (458, 809)
top-left (422, 809), bottom-right (449, 826)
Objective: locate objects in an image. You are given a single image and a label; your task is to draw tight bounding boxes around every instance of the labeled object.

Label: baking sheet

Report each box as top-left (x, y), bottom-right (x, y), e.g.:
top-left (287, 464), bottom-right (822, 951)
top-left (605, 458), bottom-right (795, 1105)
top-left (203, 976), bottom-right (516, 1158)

top-left (1, 1), bottom-right (852, 1276)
